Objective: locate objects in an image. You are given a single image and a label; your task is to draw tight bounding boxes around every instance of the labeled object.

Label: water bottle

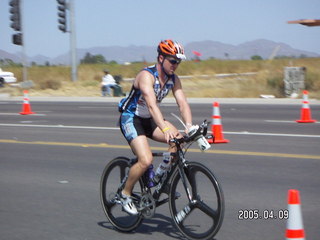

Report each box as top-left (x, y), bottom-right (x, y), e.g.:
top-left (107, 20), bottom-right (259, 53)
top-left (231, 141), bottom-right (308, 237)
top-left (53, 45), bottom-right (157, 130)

top-left (146, 164), bottom-right (155, 187)
top-left (188, 125), bottom-right (211, 151)
top-left (154, 152), bottom-right (171, 183)
top-left (196, 135), bottom-right (211, 151)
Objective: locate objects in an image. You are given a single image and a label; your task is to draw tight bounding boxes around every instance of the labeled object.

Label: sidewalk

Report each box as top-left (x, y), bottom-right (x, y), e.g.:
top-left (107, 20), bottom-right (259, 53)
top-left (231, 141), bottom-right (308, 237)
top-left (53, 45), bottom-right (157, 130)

top-left (1, 94), bottom-right (319, 105)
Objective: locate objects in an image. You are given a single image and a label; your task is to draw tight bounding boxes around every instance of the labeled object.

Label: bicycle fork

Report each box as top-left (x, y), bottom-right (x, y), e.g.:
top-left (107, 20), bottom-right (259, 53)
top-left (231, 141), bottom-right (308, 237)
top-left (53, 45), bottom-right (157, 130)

top-left (174, 160), bottom-right (195, 224)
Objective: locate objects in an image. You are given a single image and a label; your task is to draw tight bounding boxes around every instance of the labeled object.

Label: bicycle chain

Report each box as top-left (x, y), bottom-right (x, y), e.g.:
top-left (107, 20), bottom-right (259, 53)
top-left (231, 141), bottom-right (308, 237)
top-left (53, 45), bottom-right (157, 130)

top-left (138, 193), bottom-right (155, 219)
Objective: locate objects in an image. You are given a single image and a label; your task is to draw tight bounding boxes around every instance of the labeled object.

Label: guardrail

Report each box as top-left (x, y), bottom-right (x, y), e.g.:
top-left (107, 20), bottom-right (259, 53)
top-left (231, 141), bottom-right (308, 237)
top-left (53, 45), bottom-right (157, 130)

top-left (123, 72), bottom-right (257, 81)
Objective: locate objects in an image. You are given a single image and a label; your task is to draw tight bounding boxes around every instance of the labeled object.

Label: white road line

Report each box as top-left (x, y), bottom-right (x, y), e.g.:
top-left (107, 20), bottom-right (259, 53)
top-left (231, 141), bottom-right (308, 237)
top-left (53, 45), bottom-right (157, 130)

top-left (0, 123), bottom-right (319, 138)
top-left (0, 113), bottom-right (21, 115)
top-left (78, 106), bottom-right (113, 109)
top-left (265, 120), bottom-right (320, 124)
top-left (0, 113), bottom-right (47, 116)
top-left (224, 131), bottom-right (320, 138)
top-left (0, 123), bottom-right (116, 130)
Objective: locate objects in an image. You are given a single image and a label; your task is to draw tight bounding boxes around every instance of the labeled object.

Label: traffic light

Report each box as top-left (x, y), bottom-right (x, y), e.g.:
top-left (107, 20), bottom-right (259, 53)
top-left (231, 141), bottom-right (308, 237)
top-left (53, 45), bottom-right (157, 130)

top-left (57, 0), bottom-right (68, 32)
top-left (9, 0), bottom-right (22, 46)
top-left (9, 0), bottom-right (21, 32)
top-left (12, 33), bottom-right (23, 46)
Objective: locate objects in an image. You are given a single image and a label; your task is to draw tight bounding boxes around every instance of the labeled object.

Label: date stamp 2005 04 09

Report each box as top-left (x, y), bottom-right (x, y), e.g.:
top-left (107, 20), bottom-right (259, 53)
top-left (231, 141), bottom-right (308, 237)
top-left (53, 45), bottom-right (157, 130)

top-left (238, 209), bottom-right (289, 220)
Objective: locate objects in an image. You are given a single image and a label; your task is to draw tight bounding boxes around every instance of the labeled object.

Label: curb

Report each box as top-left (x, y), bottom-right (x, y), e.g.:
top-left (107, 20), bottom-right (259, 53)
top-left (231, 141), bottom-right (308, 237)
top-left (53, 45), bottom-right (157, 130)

top-left (1, 95), bottom-right (320, 105)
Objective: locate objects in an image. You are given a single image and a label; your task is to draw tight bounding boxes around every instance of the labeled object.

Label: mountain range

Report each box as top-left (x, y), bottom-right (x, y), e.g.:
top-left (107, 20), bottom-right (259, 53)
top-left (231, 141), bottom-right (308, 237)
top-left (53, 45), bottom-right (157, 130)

top-left (1, 39), bottom-right (319, 65)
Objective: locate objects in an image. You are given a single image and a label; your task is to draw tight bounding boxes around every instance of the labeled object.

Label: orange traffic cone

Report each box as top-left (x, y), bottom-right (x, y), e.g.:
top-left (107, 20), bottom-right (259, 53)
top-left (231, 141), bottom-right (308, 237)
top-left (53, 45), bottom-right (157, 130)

top-left (296, 90), bottom-right (316, 123)
top-left (208, 102), bottom-right (229, 144)
top-left (285, 189), bottom-right (305, 240)
top-left (20, 90), bottom-right (35, 115)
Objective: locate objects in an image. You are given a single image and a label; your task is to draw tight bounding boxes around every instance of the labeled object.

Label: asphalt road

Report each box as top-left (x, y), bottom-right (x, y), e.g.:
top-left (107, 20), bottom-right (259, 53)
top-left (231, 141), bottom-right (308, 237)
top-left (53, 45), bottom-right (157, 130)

top-left (0, 99), bottom-right (319, 240)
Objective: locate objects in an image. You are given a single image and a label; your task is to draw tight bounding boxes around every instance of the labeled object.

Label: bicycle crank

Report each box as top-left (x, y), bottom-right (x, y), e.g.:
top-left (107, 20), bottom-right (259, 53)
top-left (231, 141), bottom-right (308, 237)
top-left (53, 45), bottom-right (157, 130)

top-left (108, 192), bottom-right (121, 204)
top-left (138, 193), bottom-right (155, 219)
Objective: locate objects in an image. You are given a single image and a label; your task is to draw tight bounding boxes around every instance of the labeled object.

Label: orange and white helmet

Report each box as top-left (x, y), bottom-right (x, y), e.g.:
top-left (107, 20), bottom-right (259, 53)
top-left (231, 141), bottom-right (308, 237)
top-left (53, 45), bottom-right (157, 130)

top-left (157, 39), bottom-right (186, 60)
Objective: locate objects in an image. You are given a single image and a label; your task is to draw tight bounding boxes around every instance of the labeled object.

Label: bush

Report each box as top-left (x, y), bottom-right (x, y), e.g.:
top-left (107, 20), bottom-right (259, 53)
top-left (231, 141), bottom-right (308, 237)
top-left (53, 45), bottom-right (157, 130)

top-left (38, 79), bottom-right (62, 90)
top-left (305, 72), bottom-right (319, 90)
top-left (251, 55), bottom-right (263, 60)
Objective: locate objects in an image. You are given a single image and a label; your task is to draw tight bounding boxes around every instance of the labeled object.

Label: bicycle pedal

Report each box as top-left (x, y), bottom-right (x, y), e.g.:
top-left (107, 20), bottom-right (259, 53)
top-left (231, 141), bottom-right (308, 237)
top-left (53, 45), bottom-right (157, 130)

top-left (113, 199), bottom-right (122, 204)
top-left (109, 193), bottom-right (121, 204)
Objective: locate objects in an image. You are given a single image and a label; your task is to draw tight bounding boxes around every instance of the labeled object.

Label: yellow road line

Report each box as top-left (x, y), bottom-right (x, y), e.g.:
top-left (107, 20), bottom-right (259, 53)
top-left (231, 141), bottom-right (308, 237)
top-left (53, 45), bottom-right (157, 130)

top-left (1, 139), bottom-right (320, 160)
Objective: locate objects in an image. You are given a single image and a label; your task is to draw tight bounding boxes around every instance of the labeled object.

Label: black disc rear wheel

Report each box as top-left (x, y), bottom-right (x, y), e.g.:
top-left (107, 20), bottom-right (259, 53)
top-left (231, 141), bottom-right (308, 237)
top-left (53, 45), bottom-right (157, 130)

top-left (100, 157), bottom-right (143, 232)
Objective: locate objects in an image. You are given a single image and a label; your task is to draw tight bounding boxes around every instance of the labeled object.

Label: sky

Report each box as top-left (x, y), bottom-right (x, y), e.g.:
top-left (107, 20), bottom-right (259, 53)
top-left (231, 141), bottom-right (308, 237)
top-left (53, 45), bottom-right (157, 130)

top-left (1, 0), bottom-right (320, 58)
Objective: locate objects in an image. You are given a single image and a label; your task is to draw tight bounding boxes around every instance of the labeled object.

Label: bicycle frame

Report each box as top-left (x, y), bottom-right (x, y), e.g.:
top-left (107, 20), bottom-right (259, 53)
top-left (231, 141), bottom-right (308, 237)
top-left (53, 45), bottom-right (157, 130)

top-left (114, 120), bottom-right (213, 214)
top-left (125, 138), bottom-right (192, 211)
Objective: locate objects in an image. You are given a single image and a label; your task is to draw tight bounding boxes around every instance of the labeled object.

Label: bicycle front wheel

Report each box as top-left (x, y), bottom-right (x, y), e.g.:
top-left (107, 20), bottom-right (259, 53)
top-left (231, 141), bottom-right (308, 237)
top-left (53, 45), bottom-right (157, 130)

top-left (100, 157), bottom-right (143, 232)
top-left (169, 162), bottom-right (224, 240)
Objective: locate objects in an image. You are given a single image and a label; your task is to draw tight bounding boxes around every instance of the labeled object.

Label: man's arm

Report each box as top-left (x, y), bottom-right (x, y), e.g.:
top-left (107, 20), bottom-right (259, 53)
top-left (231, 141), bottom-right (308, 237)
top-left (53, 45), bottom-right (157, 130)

top-left (135, 71), bottom-right (167, 130)
top-left (172, 75), bottom-right (193, 130)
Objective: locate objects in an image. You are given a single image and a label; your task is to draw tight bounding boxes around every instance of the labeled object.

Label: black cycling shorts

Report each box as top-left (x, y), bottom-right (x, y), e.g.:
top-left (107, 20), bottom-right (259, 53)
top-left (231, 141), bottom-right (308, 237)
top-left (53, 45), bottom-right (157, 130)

top-left (119, 113), bottom-right (158, 143)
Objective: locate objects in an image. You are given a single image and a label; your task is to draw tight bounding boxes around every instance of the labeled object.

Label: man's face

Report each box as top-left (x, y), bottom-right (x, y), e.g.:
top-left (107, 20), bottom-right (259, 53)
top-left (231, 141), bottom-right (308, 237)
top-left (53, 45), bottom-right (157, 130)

top-left (160, 55), bottom-right (181, 75)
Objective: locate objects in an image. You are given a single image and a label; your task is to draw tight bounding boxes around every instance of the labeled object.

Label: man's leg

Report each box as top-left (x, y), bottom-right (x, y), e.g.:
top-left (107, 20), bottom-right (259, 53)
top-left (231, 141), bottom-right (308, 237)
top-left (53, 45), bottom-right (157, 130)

top-left (120, 135), bottom-right (152, 215)
top-left (101, 86), bottom-right (107, 96)
top-left (106, 84), bottom-right (112, 96)
top-left (122, 135), bottom-right (153, 196)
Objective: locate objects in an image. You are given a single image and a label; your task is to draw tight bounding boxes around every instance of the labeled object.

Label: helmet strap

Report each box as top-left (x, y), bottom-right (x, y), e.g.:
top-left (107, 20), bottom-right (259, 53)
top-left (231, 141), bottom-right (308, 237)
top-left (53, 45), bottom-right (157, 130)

top-left (159, 55), bottom-right (173, 78)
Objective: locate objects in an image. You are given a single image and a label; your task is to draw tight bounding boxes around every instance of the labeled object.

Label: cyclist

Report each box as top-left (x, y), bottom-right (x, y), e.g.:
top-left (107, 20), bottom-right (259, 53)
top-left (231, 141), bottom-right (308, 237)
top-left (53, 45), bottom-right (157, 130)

top-left (118, 39), bottom-right (193, 215)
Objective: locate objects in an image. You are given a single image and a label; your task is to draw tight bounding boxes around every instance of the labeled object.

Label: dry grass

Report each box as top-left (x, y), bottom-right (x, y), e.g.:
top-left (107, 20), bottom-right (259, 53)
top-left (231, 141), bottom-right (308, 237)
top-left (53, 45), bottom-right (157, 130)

top-left (2, 58), bottom-right (319, 99)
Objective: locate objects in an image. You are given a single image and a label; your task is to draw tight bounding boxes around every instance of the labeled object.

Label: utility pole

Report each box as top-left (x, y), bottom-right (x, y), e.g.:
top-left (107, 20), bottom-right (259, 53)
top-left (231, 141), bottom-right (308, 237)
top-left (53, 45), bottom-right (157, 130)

top-left (69, 0), bottom-right (77, 82)
top-left (57, 0), bottom-right (77, 82)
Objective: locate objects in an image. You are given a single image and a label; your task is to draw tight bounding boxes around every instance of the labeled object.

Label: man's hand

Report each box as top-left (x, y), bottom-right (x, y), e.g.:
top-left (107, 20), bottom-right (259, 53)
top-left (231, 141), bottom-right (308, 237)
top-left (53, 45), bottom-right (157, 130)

top-left (162, 127), bottom-right (180, 143)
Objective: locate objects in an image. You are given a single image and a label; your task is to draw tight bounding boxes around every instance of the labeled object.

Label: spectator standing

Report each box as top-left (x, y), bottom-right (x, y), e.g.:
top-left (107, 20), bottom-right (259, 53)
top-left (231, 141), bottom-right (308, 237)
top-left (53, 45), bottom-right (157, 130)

top-left (101, 69), bottom-right (117, 96)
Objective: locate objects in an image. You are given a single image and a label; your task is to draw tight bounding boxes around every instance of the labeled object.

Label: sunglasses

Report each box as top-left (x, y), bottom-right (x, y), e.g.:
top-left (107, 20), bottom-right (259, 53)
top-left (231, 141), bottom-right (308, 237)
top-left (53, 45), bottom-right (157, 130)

top-left (166, 58), bottom-right (181, 65)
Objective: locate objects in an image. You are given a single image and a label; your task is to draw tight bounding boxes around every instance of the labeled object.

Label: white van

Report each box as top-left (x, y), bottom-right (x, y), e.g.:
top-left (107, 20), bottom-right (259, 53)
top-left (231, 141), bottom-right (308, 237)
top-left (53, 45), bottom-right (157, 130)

top-left (0, 68), bottom-right (17, 87)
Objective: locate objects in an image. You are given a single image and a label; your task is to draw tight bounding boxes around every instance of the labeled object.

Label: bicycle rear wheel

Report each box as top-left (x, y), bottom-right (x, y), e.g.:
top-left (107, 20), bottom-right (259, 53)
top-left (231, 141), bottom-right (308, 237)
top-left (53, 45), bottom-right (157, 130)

top-left (100, 157), bottom-right (143, 232)
top-left (169, 162), bottom-right (224, 240)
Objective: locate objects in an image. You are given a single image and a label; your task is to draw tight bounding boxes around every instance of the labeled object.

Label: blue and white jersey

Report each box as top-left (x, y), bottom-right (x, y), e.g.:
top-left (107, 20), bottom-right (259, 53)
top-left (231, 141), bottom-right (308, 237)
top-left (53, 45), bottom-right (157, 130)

top-left (118, 65), bottom-right (175, 118)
